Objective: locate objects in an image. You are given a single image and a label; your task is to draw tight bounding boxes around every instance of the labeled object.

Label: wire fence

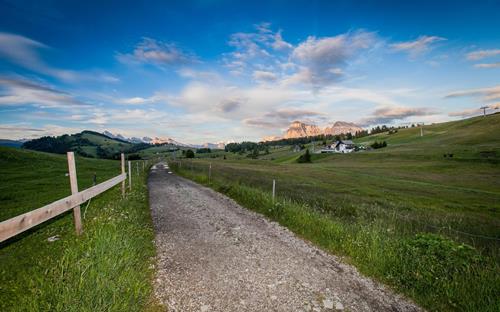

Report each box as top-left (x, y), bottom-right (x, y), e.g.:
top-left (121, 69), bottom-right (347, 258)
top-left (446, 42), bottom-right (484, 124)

top-left (170, 159), bottom-right (500, 251)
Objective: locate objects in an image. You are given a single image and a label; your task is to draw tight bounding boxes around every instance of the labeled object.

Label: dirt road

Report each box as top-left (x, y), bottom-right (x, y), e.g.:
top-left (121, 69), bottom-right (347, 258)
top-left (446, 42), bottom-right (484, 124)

top-left (148, 162), bottom-right (421, 312)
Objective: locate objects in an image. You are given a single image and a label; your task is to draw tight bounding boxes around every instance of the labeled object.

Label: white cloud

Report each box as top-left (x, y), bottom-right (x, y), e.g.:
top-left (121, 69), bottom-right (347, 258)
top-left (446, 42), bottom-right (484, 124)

top-left (448, 103), bottom-right (500, 117)
top-left (448, 108), bottom-right (482, 117)
top-left (0, 32), bottom-right (82, 81)
top-left (445, 85), bottom-right (500, 102)
top-left (360, 105), bottom-right (438, 126)
top-left (177, 68), bottom-right (221, 81)
top-left (474, 62), bottom-right (500, 68)
top-left (0, 32), bottom-right (119, 83)
top-left (466, 49), bottom-right (500, 60)
top-left (244, 108), bottom-right (326, 128)
top-left (289, 31), bottom-right (377, 87)
top-left (0, 77), bottom-right (91, 109)
top-left (0, 124), bottom-right (83, 140)
top-left (252, 70), bottom-right (278, 83)
top-left (117, 37), bottom-right (197, 67)
top-left (117, 97), bottom-right (151, 105)
top-left (390, 35), bottom-right (446, 57)
top-left (272, 30), bottom-right (293, 50)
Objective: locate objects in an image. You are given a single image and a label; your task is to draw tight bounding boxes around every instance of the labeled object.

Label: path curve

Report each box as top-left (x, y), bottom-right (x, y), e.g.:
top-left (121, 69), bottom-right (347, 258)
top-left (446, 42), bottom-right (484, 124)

top-left (149, 162), bottom-right (421, 312)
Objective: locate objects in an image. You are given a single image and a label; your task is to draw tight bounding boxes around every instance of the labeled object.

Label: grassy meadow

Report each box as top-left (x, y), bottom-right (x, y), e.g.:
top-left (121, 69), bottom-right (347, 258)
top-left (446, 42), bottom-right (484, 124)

top-left (0, 147), bottom-right (160, 311)
top-left (170, 114), bottom-right (500, 311)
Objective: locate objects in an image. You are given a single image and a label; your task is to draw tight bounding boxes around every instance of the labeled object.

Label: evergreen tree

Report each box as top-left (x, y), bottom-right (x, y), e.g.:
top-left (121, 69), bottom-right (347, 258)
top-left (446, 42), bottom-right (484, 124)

top-left (297, 148), bottom-right (312, 163)
top-left (185, 149), bottom-right (195, 158)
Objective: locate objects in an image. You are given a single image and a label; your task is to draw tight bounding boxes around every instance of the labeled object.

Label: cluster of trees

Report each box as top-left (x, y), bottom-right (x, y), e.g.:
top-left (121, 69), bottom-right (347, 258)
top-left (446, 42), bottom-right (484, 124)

top-left (225, 141), bottom-right (261, 153)
top-left (369, 125), bottom-right (391, 135)
top-left (371, 141), bottom-right (387, 149)
top-left (260, 131), bottom-right (368, 147)
top-left (22, 136), bottom-right (82, 154)
top-left (225, 141), bottom-right (269, 158)
top-left (196, 148), bottom-right (211, 153)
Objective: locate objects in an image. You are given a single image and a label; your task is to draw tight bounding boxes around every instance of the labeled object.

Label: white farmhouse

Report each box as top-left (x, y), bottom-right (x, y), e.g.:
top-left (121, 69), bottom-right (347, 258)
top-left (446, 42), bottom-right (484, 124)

top-left (319, 140), bottom-right (355, 153)
top-left (333, 140), bottom-right (355, 153)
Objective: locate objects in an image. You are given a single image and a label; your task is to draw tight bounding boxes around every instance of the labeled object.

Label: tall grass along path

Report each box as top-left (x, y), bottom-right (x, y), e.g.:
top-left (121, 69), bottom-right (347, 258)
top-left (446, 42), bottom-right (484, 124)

top-left (148, 162), bottom-right (421, 311)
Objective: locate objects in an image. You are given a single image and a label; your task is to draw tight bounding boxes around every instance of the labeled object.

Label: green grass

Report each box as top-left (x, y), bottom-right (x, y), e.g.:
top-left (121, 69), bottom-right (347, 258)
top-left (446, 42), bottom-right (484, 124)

top-left (170, 114), bottom-right (500, 311)
top-left (0, 147), bottom-right (160, 311)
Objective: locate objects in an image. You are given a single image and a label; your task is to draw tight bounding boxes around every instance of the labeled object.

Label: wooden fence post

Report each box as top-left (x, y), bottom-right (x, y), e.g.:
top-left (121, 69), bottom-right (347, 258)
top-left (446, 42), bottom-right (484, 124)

top-left (128, 161), bottom-right (132, 190)
top-left (272, 179), bottom-right (276, 204)
top-left (208, 163), bottom-right (212, 183)
top-left (67, 152), bottom-right (82, 235)
top-left (121, 153), bottom-right (125, 198)
top-left (136, 162), bottom-right (139, 176)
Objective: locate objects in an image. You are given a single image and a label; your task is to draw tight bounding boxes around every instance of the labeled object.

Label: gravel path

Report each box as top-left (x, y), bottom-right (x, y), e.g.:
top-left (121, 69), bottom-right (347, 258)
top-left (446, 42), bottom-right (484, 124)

top-left (149, 162), bottom-right (421, 312)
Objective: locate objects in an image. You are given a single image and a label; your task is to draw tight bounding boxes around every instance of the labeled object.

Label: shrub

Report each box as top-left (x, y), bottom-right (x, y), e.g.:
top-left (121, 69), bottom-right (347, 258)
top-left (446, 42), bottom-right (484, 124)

top-left (371, 141), bottom-right (387, 149)
top-left (185, 149), bottom-right (195, 158)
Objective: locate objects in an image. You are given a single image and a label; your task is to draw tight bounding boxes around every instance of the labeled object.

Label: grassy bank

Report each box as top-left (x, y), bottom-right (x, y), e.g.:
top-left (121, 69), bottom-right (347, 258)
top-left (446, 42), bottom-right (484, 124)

top-left (172, 164), bottom-right (499, 311)
top-left (0, 147), bottom-right (160, 311)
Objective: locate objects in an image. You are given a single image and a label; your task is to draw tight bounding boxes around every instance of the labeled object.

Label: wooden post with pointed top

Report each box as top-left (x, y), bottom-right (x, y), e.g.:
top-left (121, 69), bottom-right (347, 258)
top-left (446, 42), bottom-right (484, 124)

top-left (121, 153), bottom-right (125, 198)
top-left (67, 152), bottom-right (82, 235)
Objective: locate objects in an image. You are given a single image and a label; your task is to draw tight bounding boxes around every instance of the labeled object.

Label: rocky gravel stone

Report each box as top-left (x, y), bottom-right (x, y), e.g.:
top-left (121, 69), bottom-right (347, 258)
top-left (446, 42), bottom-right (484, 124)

top-left (149, 163), bottom-right (422, 312)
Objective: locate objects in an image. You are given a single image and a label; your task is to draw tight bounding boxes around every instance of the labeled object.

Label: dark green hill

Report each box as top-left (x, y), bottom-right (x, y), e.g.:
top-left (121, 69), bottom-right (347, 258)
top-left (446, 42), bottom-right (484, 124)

top-left (21, 131), bottom-right (141, 159)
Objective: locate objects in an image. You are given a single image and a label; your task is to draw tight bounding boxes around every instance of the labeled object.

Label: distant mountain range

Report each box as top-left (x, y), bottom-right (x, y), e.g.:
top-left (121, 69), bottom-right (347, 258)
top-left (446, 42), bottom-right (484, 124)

top-left (263, 121), bottom-right (364, 141)
top-left (101, 131), bottom-right (225, 149)
top-left (0, 139), bottom-right (25, 148)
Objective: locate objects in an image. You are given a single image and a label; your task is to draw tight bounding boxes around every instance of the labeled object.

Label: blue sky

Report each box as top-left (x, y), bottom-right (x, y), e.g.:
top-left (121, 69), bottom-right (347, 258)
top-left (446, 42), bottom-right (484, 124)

top-left (0, 0), bottom-right (499, 143)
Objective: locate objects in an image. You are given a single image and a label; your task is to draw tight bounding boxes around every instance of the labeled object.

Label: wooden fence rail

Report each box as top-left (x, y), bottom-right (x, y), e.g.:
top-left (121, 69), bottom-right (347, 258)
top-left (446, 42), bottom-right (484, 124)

top-left (0, 152), bottom-right (129, 243)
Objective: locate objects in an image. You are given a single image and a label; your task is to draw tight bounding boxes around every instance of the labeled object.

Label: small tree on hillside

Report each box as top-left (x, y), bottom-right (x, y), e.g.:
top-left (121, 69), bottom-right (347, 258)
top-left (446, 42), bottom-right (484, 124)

top-left (297, 148), bottom-right (312, 163)
top-left (185, 149), bottom-right (195, 158)
top-left (249, 147), bottom-right (259, 159)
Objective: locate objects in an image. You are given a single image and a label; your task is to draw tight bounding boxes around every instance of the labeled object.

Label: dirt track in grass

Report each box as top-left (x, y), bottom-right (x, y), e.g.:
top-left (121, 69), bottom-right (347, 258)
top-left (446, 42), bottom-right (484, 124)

top-left (148, 162), bottom-right (421, 312)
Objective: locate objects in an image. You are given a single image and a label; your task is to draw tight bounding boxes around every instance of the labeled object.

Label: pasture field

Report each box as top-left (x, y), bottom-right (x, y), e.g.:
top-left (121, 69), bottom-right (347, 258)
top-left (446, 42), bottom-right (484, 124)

top-left (171, 114), bottom-right (500, 311)
top-left (0, 147), bottom-right (160, 311)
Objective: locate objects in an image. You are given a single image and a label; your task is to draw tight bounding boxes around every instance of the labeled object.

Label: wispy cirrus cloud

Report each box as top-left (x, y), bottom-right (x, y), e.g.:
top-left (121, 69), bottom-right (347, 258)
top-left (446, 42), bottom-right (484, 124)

top-left (359, 105), bottom-right (438, 126)
top-left (244, 108), bottom-right (326, 128)
top-left (0, 32), bottom-right (119, 83)
top-left (0, 32), bottom-right (79, 81)
top-left (116, 37), bottom-right (198, 67)
top-left (466, 49), bottom-right (500, 60)
top-left (445, 85), bottom-right (500, 117)
top-left (0, 77), bottom-right (91, 109)
top-left (390, 35), bottom-right (446, 57)
top-left (474, 62), bottom-right (500, 68)
top-left (0, 124), bottom-right (83, 139)
top-left (445, 85), bottom-right (500, 102)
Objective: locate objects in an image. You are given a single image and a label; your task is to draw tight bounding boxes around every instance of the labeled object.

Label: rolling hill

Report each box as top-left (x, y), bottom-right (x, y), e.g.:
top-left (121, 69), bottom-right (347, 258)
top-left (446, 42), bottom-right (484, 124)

top-left (21, 130), bottom-right (135, 159)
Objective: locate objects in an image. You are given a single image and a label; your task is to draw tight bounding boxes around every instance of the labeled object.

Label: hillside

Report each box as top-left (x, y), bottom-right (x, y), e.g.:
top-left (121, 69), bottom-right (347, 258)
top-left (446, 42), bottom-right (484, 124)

top-left (0, 147), bottom-right (158, 310)
top-left (353, 113), bottom-right (500, 160)
top-left (22, 131), bottom-right (139, 159)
